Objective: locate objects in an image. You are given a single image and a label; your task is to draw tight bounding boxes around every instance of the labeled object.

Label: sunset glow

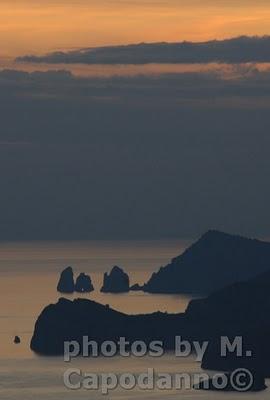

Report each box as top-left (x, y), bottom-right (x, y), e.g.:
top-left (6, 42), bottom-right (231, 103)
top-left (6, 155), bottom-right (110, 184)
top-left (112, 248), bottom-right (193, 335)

top-left (2, 0), bottom-right (270, 56)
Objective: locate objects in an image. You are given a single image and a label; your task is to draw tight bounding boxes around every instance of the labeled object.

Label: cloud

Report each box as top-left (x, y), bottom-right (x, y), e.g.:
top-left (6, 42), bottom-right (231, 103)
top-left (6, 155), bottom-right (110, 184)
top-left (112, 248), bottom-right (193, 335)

top-left (1, 66), bottom-right (269, 109)
top-left (0, 67), bottom-right (270, 240)
top-left (16, 36), bottom-right (270, 65)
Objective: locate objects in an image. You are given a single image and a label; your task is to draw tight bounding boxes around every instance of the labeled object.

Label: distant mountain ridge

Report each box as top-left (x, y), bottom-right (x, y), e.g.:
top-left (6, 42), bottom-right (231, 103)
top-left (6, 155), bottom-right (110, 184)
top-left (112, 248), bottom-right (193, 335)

top-left (143, 230), bottom-right (270, 294)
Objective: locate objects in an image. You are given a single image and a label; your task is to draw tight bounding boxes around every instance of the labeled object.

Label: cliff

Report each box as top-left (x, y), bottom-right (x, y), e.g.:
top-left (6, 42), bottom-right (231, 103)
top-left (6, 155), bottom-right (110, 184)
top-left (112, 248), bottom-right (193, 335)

top-left (143, 230), bottom-right (270, 294)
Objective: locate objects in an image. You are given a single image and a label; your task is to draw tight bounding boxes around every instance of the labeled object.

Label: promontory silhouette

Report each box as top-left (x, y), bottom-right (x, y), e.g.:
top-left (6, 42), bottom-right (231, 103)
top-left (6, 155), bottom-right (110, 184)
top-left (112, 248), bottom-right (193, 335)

top-left (187, 268), bottom-right (270, 376)
top-left (31, 298), bottom-right (184, 355)
top-left (35, 265), bottom-right (270, 385)
top-left (101, 266), bottom-right (130, 293)
top-left (143, 230), bottom-right (270, 294)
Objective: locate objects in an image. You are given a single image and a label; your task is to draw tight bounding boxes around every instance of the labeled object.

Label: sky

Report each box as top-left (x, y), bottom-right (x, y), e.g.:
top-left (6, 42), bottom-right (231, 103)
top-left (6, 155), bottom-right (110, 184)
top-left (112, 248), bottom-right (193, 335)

top-left (1, 1), bottom-right (270, 241)
top-left (2, 0), bottom-right (270, 56)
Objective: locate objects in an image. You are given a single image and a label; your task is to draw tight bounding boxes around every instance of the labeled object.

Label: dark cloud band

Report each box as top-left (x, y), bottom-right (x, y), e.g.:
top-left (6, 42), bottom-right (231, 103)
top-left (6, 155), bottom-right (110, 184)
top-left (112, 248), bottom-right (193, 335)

top-left (0, 67), bottom-right (270, 240)
top-left (16, 36), bottom-right (270, 65)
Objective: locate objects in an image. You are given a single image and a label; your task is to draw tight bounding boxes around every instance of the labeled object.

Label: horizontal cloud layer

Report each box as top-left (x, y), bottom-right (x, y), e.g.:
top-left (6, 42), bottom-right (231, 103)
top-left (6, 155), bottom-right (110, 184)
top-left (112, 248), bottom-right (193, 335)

top-left (0, 67), bottom-right (269, 240)
top-left (17, 36), bottom-right (270, 65)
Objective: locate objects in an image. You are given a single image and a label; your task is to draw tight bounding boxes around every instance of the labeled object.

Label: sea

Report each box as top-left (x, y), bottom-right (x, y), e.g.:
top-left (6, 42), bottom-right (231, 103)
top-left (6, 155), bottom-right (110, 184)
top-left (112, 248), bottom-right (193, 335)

top-left (0, 239), bottom-right (268, 399)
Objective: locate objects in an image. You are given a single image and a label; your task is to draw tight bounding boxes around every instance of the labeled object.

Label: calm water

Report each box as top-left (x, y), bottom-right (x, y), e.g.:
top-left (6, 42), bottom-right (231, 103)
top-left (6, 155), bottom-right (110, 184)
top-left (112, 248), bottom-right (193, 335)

top-left (0, 239), bottom-right (269, 399)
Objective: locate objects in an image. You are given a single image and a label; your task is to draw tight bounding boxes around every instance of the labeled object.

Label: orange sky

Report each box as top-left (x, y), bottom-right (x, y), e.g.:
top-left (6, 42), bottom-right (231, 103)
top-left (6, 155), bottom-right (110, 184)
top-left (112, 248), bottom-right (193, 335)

top-left (2, 0), bottom-right (270, 56)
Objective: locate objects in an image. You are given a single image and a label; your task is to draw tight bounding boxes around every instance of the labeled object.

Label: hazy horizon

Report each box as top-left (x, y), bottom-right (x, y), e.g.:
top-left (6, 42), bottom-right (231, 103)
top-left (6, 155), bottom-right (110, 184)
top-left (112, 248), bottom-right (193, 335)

top-left (2, 0), bottom-right (270, 56)
top-left (0, 1), bottom-right (270, 241)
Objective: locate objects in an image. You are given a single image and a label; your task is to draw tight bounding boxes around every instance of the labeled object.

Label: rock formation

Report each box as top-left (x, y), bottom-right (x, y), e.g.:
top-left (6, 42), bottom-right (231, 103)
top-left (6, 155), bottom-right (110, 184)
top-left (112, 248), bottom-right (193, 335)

top-left (143, 230), bottom-right (270, 294)
top-left (57, 267), bottom-right (94, 293)
top-left (31, 263), bottom-right (270, 385)
top-left (32, 245), bottom-right (270, 389)
top-left (180, 267), bottom-right (270, 380)
top-left (75, 273), bottom-right (94, 293)
top-left (30, 298), bottom-right (184, 355)
top-left (101, 266), bottom-right (130, 293)
top-left (57, 266), bottom-right (75, 293)
top-left (14, 336), bottom-right (21, 344)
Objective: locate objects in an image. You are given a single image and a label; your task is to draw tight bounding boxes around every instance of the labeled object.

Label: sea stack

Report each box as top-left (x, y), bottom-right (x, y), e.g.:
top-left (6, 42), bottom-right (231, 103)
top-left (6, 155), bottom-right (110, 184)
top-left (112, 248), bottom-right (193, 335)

top-left (57, 266), bottom-right (75, 293)
top-left (101, 266), bottom-right (130, 293)
top-left (75, 273), bottom-right (94, 293)
top-left (14, 336), bottom-right (21, 344)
